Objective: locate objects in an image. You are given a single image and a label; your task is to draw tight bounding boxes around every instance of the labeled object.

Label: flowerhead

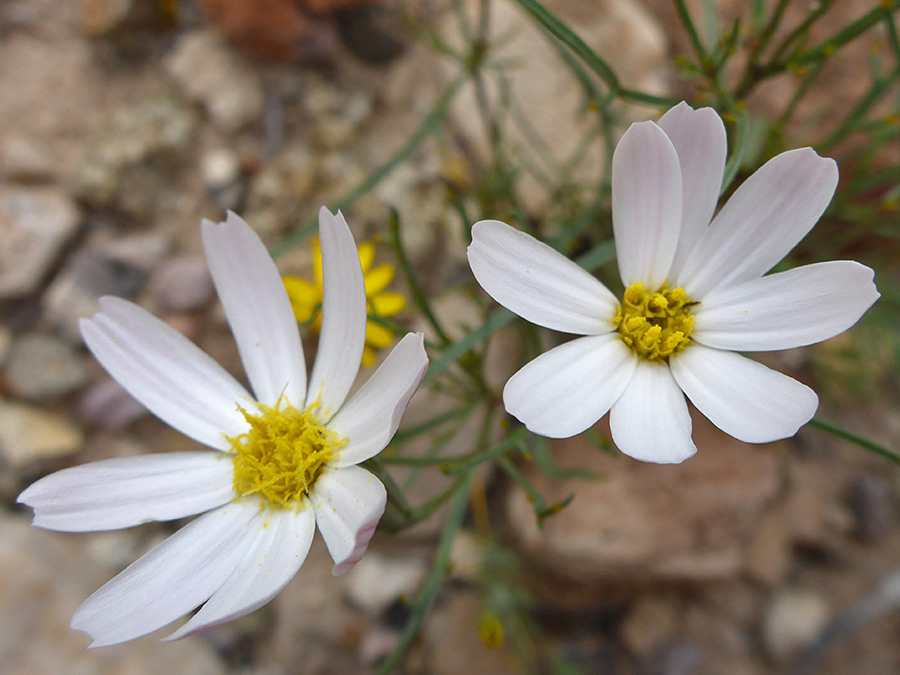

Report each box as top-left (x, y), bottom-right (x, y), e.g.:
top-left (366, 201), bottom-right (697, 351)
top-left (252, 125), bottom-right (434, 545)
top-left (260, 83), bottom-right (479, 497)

top-left (283, 238), bottom-right (407, 367)
top-left (18, 208), bottom-right (428, 647)
top-left (467, 101), bottom-right (879, 464)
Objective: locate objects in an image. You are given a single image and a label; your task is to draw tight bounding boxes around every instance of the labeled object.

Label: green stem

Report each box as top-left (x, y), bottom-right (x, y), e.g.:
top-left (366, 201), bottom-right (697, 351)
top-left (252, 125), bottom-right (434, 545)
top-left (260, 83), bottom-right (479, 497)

top-left (808, 418), bottom-right (900, 465)
top-left (271, 74), bottom-right (466, 258)
top-left (391, 401), bottom-right (478, 443)
top-left (775, 58), bottom-right (827, 129)
top-left (720, 106), bottom-right (751, 194)
top-left (387, 209), bottom-right (452, 346)
top-left (423, 307), bottom-right (515, 385)
top-left (885, 6), bottom-right (900, 67)
top-left (497, 455), bottom-right (547, 516)
top-left (376, 477), bottom-right (471, 674)
top-left (777, 2), bottom-right (887, 70)
top-left (818, 66), bottom-right (900, 150)
top-left (410, 477), bottom-right (468, 521)
top-left (766, 0), bottom-right (837, 69)
top-left (675, 0), bottom-right (711, 69)
top-left (510, 0), bottom-right (677, 108)
top-left (365, 459), bottom-right (415, 521)
top-left (445, 425), bottom-right (530, 475)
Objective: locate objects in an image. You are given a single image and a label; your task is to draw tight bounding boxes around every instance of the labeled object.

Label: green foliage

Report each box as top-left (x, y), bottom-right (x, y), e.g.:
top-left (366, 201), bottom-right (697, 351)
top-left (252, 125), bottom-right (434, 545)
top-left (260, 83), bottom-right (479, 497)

top-left (274, 1), bottom-right (900, 669)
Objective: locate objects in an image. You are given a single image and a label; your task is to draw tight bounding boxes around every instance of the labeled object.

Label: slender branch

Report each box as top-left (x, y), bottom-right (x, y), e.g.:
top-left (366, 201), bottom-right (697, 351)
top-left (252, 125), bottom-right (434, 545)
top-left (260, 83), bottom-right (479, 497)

top-left (808, 418), bottom-right (900, 465)
top-left (388, 209), bottom-right (453, 346)
top-left (510, 0), bottom-right (677, 108)
top-left (271, 74), bottom-right (466, 258)
top-left (376, 477), bottom-right (471, 674)
top-left (675, 0), bottom-right (711, 69)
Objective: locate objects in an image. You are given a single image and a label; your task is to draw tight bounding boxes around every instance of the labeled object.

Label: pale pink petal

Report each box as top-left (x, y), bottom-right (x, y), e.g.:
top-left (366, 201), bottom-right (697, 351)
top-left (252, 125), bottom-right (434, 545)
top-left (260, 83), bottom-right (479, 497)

top-left (329, 333), bottom-right (428, 468)
top-left (202, 212), bottom-right (307, 408)
top-left (612, 120), bottom-right (683, 288)
top-left (467, 220), bottom-right (619, 335)
top-left (165, 506), bottom-right (315, 640)
top-left (658, 102), bottom-right (727, 276)
top-left (693, 261), bottom-right (879, 351)
top-left (17, 452), bottom-right (233, 532)
top-left (310, 466), bottom-right (386, 576)
top-left (306, 208), bottom-right (367, 417)
top-left (80, 297), bottom-right (251, 450)
top-left (670, 344), bottom-right (818, 443)
top-left (677, 148), bottom-right (839, 297)
top-left (70, 501), bottom-right (259, 648)
top-left (609, 361), bottom-right (696, 463)
top-left (503, 334), bottom-right (636, 438)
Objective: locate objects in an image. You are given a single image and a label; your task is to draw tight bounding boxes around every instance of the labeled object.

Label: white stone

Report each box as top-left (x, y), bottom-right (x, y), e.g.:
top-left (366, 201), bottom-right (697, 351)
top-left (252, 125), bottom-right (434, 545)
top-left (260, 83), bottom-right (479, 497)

top-left (438, 0), bottom-right (671, 214)
top-left (0, 136), bottom-right (55, 182)
top-left (0, 400), bottom-right (83, 467)
top-left (0, 514), bottom-right (223, 671)
top-left (201, 147), bottom-right (240, 189)
top-left (4, 333), bottom-right (89, 400)
top-left (0, 187), bottom-right (80, 298)
top-left (166, 29), bottom-right (264, 132)
top-left (343, 551), bottom-right (427, 615)
top-left (762, 587), bottom-right (830, 661)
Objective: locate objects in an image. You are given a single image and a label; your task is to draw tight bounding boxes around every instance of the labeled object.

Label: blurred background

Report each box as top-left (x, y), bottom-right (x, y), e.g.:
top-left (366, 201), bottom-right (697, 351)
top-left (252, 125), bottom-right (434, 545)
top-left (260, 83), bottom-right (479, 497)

top-left (0, 0), bottom-right (899, 673)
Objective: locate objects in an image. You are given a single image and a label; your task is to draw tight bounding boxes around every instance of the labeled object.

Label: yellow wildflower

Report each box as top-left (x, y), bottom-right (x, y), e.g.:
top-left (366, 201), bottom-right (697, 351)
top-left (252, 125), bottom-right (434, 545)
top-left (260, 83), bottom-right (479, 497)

top-left (284, 239), bottom-right (407, 367)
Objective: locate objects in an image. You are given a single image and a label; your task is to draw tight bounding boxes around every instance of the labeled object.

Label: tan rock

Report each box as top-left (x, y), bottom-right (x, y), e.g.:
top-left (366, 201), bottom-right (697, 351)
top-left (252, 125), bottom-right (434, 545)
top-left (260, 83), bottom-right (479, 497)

top-left (743, 507), bottom-right (793, 587)
top-left (0, 187), bottom-right (80, 299)
top-left (0, 514), bottom-right (223, 673)
top-left (0, 401), bottom-right (84, 467)
top-left (505, 413), bottom-right (780, 604)
top-left (620, 594), bottom-right (680, 656)
top-left (422, 591), bottom-right (519, 675)
top-left (439, 0), bottom-right (671, 214)
top-left (343, 552), bottom-right (427, 615)
top-left (165, 28), bottom-right (264, 132)
top-left (762, 587), bottom-right (830, 662)
top-left (4, 333), bottom-right (90, 400)
top-left (258, 538), bottom-right (369, 674)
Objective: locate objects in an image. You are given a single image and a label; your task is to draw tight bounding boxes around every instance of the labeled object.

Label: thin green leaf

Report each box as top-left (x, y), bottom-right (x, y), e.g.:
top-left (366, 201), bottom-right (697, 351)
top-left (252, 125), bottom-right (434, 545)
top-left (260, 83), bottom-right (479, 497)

top-left (271, 74), bottom-right (466, 258)
top-left (376, 476), bottom-right (471, 674)
top-left (808, 418), bottom-right (900, 465)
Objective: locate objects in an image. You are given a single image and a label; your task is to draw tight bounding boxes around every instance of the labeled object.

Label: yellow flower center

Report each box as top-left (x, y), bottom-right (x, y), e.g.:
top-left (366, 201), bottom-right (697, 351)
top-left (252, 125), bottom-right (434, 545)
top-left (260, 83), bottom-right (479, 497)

top-left (614, 282), bottom-right (697, 362)
top-left (228, 401), bottom-right (345, 510)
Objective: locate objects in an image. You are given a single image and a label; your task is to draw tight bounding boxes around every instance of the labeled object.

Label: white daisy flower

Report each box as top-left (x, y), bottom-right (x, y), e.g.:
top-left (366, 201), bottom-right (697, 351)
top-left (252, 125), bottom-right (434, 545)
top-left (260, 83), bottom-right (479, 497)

top-left (18, 208), bottom-right (428, 647)
top-left (467, 102), bottom-right (879, 464)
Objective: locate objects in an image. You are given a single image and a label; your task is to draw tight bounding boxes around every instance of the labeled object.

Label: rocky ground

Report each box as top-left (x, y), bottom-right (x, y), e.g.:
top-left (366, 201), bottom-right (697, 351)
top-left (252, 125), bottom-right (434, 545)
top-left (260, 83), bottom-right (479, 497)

top-left (0, 1), bottom-right (898, 673)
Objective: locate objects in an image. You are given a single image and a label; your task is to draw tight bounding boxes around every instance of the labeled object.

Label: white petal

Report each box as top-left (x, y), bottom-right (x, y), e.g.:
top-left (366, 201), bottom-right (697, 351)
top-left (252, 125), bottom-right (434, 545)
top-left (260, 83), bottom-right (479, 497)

top-left (306, 208), bottom-right (367, 417)
top-left (17, 452), bottom-right (233, 532)
top-left (609, 361), bottom-right (696, 463)
top-left (467, 220), bottom-right (619, 335)
top-left (503, 334), bottom-right (636, 438)
top-left (165, 506), bottom-right (315, 640)
top-left (80, 297), bottom-right (251, 450)
top-left (71, 501), bottom-right (259, 648)
top-left (677, 148), bottom-right (839, 297)
top-left (310, 466), bottom-right (386, 576)
top-left (202, 212), bottom-right (307, 408)
top-left (693, 261), bottom-right (879, 351)
top-left (670, 344), bottom-right (818, 443)
top-left (329, 332), bottom-right (428, 468)
top-left (658, 102), bottom-right (727, 276)
top-left (612, 121), bottom-right (683, 288)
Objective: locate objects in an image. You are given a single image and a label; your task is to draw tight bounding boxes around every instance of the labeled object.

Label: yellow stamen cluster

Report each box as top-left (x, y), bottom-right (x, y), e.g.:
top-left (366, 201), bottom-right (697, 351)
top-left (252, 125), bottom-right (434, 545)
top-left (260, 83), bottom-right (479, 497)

top-left (615, 282), bottom-right (696, 362)
top-left (478, 612), bottom-right (505, 649)
top-left (229, 401), bottom-right (345, 510)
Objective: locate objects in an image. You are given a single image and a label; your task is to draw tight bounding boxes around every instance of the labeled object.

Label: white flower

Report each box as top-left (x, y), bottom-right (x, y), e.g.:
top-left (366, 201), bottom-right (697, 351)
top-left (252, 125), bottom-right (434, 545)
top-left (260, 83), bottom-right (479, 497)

top-left (18, 208), bottom-right (428, 647)
top-left (467, 101), bottom-right (879, 464)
